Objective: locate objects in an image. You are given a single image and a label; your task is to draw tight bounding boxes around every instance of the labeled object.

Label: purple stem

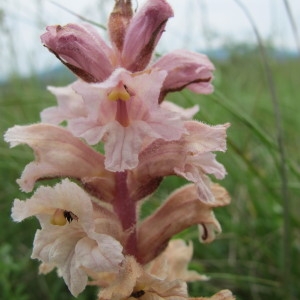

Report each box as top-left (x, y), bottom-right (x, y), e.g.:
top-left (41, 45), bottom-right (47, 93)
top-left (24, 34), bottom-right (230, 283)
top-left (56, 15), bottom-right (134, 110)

top-left (112, 171), bottom-right (138, 256)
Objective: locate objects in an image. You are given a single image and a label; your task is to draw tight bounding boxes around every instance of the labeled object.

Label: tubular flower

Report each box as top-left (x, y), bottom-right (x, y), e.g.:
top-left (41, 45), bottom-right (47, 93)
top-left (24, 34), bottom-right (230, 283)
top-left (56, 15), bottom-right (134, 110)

top-left (136, 183), bottom-right (230, 264)
top-left (128, 121), bottom-right (229, 203)
top-left (4, 124), bottom-right (115, 200)
top-left (41, 0), bottom-right (214, 100)
top-left (98, 255), bottom-right (188, 300)
top-left (42, 68), bottom-right (186, 172)
top-left (95, 240), bottom-right (234, 300)
top-left (11, 179), bottom-right (124, 296)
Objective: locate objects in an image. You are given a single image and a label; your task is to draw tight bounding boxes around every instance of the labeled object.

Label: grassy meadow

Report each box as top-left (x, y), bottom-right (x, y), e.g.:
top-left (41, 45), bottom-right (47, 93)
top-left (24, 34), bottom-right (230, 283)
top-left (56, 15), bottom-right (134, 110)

top-left (0, 47), bottom-right (299, 300)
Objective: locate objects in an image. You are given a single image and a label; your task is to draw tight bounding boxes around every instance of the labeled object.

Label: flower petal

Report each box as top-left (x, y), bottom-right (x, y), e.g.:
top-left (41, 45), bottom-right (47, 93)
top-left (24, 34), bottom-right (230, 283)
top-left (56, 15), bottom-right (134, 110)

top-left (153, 49), bottom-right (215, 101)
top-left (31, 225), bottom-right (88, 296)
top-left (98, 256), bottom-right (187, 300)
top-left (41, 23), bottom-right (113, 82)
top-left (160, 101), bottom-right (199, 120)
top-left (11, 179), bottom-right (95, 232)
top-left (159, 240), bottom-right (209, 282)
top-left (137, 184), bottom-right (230, 263)
top-left (41, 83), bottom-right (87, 124)
top-left (72, 68), bottom-right (186, 171)
top-left (75, 233), bottom-right (124, 272)
top-left (122, 0), bottom-right (174, 71)
top-left (128, 121), bottom-right (229, 202)
top-left (98, 256), bottom-right (143, 300)
top-left (14, 180), bottom-right (124, 296)
top-left (104, 121), bottom-right (152, 171)
top-left (4, 124), bottom-right (112, 192)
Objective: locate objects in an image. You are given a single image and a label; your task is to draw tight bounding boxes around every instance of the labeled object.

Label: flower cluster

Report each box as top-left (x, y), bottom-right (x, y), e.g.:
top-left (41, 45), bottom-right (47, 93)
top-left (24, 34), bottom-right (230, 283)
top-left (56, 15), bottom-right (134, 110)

top-left (5, 0), bottom-right (234, 299)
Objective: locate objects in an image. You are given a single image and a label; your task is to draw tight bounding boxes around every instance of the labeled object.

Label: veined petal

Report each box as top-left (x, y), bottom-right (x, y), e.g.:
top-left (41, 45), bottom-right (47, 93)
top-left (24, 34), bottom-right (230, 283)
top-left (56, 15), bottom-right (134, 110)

top-left (153, 49), bottom-right (215, 101)
top-left (147, 239), bottom-right (208, 282)
top-left (164, 240), bottom-right (209, 281)
top-left (41, 23), bottom-right (113, 82)
top-left (4, 124), bottom-right (112, 192)
top-left (161, 101), bottom-right (199, 120)
top-left (75, 233), bottom-right (124, 272)
top-left (12, 180), bottom-right (124, 296)
top-left (98, 256), bottom-right (143, 300)
top-left (137, 184), bottom-right (230, 264)
top-left (104, 121), bottom-right (152, 172)
top-left (72, 68), bottom-right (186, 171)
top-left (11, 179), bottom-right (95, 231)
top-left (32, 226), bottom-right (88, 297)
top-left (178, 172), bottom-right (224, 206)
top-left (122, 0), bottom-right (174, 71)
top-left (32, 226), bottom-right (123, 297)
top-left (128, 121), bottom-right (229, 202)
top-left (98, 256), bottom-right (187, 300)
top-left (41, 83), bottom-right (86, 124)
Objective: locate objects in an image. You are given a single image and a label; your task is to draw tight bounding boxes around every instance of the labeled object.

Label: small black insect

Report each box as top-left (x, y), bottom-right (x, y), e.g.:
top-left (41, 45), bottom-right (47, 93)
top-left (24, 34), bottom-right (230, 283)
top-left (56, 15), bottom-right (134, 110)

top-left (130, 290), bottom-right (145, 298)
top-left (63, 210), bottom-right (78, 223)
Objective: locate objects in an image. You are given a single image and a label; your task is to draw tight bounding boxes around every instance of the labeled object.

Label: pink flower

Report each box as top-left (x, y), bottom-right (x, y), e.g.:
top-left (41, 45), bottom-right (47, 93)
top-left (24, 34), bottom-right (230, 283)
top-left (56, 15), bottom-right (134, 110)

top-left (4, 121), bottom-right (228, 205)
top-left (41, 0), bottom-right (214, 100)
top-left (96, 244), bottom-right (234, 300)
top-left (4, 124), bottom-right (114, 198)
top-left (41, 83), bottom-right (87, 124)
top-left (137, 183), bottom-right (230, 264)
top-left (42, 68), bottom-right (187, 172)
top-left (128, 121), bottom-right (229, 203)
top-left (98, 256), bottom-right (188, 300)
top-left (11, 179), bottom-right (124, 296)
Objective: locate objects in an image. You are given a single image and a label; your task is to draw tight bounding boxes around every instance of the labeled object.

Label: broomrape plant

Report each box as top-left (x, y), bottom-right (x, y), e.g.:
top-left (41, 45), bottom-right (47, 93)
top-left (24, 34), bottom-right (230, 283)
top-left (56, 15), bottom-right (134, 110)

top-left (4, 0), bottom-right (235, 299)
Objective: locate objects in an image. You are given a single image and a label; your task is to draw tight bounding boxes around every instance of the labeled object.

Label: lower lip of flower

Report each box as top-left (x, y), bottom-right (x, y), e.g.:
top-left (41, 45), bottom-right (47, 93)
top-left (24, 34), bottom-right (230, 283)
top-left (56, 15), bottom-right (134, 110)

top-left (115, 99), bottom-right (130, 127)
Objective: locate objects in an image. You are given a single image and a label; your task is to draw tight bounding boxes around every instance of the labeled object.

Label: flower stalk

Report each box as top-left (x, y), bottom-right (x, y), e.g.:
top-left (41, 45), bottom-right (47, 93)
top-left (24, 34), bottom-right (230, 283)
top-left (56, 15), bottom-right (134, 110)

top-left (112, 171), bottom-right (138, 257)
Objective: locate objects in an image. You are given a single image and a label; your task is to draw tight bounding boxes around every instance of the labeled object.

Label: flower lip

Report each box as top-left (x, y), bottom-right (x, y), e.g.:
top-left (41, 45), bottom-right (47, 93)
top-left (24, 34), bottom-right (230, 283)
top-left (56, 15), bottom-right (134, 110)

top-left (11, 179), bottom-right (124, 297)
top-left (71, 68), bottom-right (186, 171)
top-left (115, 99), bottom-right (130, 127)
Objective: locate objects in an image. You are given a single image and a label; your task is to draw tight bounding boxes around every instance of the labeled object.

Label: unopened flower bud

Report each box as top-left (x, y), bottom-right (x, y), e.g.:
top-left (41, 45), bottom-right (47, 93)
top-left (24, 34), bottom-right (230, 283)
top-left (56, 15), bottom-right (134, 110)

top-left (108, 0), bottom-right (133, 52)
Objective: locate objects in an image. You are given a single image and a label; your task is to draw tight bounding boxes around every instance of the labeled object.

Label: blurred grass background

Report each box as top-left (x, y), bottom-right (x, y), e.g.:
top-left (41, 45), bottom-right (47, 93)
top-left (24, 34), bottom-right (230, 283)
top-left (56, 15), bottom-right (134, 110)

top-left (1, 1), bottom-right (300, 299)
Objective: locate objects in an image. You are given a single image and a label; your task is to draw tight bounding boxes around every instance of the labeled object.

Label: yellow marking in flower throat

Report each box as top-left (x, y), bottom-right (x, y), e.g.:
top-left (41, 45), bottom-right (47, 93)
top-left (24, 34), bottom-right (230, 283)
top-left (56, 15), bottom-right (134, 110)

top-left (108, 84), bottom-right (130, 101)
top-left (51, 209), bottom-right (67, 226)
top-left (50, 209), bottom-right (78, 226)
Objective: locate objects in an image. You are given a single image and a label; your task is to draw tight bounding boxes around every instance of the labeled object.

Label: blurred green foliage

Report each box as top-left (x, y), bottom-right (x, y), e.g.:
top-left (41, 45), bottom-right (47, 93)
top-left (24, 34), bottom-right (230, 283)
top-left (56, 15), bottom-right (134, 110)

top-left (1, 48), bottom-right (299, 299)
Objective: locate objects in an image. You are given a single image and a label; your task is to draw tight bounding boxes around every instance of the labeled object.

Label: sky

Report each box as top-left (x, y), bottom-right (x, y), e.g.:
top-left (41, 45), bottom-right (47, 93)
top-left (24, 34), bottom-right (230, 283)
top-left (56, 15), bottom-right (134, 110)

top-left (1, 0), bottom-right (300, 78)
